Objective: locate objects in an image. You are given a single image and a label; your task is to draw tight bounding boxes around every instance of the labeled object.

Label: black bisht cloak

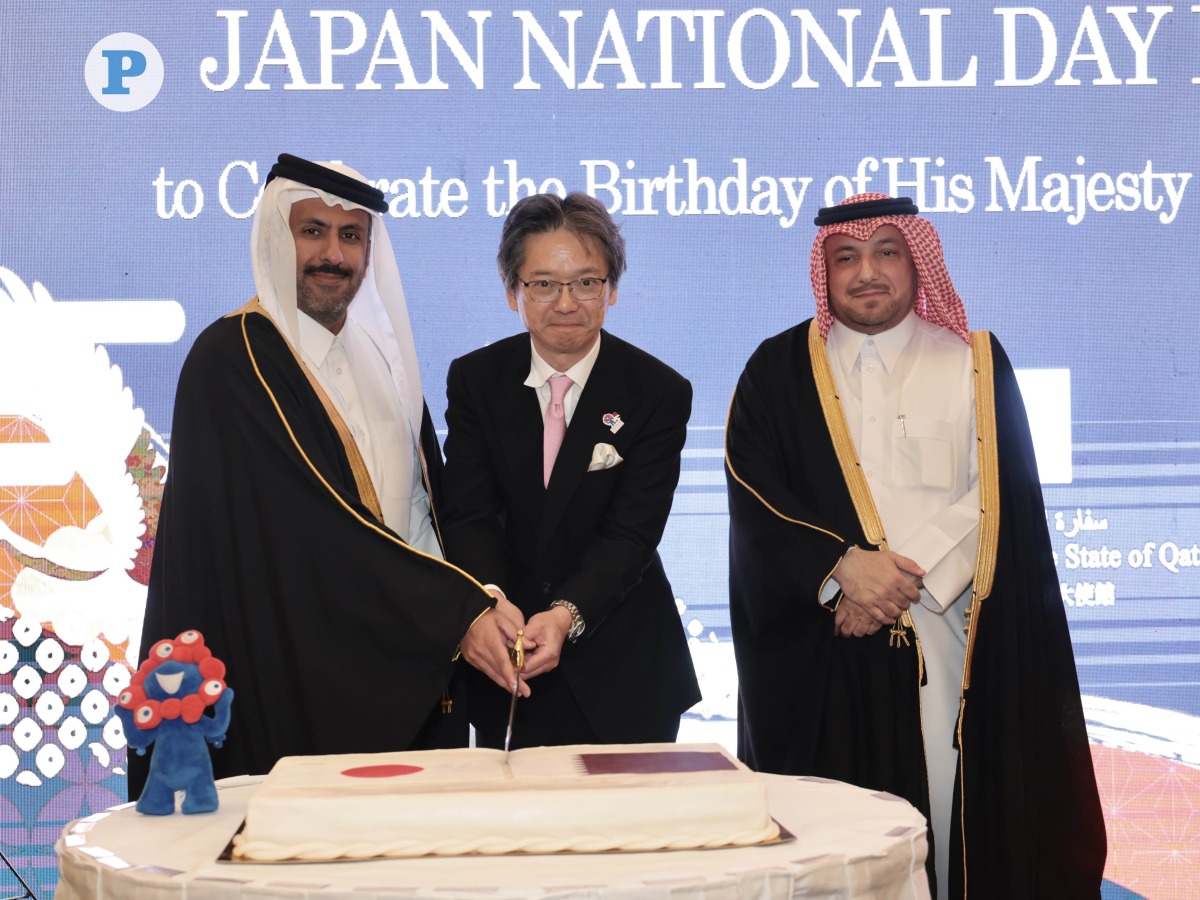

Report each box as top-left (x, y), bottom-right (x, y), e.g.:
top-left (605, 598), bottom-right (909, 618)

top-left (130, 307), bottom-right (492, 792)
top-left (726, 319), bottom-right (1106, 899)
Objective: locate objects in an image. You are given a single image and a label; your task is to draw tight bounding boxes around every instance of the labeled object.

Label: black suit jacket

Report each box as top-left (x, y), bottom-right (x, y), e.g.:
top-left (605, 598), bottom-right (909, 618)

top-left (440, 330), bottom-right (701, 744)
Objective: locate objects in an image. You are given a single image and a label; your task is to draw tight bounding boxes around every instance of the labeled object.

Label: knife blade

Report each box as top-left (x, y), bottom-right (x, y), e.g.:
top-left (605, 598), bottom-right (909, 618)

top-left (503, 629), bottom-right (525, 763)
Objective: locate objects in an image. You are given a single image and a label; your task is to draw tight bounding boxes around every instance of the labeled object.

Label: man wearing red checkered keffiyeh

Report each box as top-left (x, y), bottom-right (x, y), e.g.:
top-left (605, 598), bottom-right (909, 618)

top-left (810, 193), bottom-right (969, 344)
top-left (726, 195), bottom-right (1106, 899)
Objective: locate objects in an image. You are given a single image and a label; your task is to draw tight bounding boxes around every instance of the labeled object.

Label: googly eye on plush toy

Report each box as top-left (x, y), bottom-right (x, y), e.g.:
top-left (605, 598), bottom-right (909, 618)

top-left (200, 678), bottom-right (226, 705)
top-left (134, 701), bottom-right (162, 729)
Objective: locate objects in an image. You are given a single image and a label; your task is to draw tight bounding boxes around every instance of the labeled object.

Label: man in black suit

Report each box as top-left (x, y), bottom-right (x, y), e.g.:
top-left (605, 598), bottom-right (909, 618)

top-left (441, 192), bottom-right (701, 748)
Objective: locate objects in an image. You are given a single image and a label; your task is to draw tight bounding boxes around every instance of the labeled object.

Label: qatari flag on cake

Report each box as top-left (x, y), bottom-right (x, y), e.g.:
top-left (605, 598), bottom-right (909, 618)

top-left (577, 750), bottom-right (737, 775)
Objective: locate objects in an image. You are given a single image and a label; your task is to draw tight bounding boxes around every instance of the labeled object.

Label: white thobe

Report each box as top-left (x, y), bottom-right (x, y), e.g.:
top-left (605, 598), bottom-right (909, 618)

top-left (296, 312), bottom-right (442, 558)
top-left (825, 311), bottom-right (978, 900)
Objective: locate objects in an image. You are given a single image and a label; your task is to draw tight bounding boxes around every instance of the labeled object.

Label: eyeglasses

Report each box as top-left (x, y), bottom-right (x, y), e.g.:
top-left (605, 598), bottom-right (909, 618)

top-left (517, 276), bottom-right (609, 304)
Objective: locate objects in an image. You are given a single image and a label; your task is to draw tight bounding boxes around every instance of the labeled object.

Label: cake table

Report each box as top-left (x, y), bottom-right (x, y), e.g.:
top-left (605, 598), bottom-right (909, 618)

top-left (56, 773), bottom-right (931, 899)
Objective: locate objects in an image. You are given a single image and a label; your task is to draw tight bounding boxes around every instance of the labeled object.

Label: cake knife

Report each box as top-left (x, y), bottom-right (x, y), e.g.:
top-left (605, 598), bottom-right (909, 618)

top-left (503, 629), bottom-right (525, 762)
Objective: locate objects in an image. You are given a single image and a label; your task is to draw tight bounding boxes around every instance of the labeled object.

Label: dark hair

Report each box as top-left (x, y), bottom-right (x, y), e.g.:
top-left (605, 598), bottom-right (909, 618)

top-left (496, 192), bottom-right (627, 290)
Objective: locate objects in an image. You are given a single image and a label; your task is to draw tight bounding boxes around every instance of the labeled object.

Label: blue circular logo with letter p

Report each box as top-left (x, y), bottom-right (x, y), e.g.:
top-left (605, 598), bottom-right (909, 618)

top-left (85, 33), bottom-right (164, 111)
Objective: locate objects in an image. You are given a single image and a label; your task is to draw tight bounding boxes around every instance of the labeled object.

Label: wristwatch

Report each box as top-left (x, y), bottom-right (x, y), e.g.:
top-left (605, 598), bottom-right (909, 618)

top-left (549, 599), bottom-right (586, 642)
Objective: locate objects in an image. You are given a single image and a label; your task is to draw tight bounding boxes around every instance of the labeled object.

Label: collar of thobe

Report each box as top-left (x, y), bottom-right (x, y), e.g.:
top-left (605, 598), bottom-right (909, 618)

top-left (827, 310), bottom-right (918, 376)
top-left (524, 333), bottom-right (602, 391)
top-left (296, 308), bottom-right (340, 369)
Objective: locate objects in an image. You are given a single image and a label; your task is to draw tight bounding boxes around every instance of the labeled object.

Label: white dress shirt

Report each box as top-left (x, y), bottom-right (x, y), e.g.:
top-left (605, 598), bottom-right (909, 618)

top-left (523, 333), bottom-right (602, 425)
top-left (296, 312), bottom-right (441, 558)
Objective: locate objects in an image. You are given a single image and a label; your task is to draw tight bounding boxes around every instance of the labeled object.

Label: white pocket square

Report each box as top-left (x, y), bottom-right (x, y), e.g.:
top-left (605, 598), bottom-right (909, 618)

top-left (588, 443), bottom-right (624, 472)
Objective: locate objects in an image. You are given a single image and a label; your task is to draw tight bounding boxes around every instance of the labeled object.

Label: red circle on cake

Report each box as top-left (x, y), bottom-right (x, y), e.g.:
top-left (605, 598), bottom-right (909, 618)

top-left (340, 764), bottom-right (424, 778)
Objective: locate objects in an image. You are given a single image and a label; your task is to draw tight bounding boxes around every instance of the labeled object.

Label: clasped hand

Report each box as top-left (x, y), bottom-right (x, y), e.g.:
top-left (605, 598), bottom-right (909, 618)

top-left (832, 548), bottom-right (925, 639)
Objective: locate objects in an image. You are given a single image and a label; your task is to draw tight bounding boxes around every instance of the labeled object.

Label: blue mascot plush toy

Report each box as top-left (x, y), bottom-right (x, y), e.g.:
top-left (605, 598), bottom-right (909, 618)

top-left (115, 630), bottom-right (234, 815)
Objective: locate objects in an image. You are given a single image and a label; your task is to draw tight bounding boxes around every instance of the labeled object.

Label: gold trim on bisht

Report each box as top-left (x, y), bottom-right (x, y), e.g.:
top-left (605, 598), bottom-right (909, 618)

top-left (233, 301), bottom-right (494, 656)
top-left (956, 331), bottom-right (1001, 898)
top-left (808, 323), bottom-right (924, 663)
top-left (961, 332), bottom-right (1000, 689)
top-left (723, 402), bottom-right (846, 546)
top-left (237, 298), bottom-right (383, 523)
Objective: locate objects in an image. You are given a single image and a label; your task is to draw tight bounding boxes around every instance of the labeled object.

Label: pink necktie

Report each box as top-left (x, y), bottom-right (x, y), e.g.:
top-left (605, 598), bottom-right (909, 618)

top-left (543, 374), bottom-right (573, 487)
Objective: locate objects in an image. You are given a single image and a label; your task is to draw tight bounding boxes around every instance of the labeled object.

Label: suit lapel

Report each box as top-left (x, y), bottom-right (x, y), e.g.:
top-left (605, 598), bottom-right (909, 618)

top-left (492, 341), bottom-right (545, 500)
top-left (538, 334), bottom-right (636, 549)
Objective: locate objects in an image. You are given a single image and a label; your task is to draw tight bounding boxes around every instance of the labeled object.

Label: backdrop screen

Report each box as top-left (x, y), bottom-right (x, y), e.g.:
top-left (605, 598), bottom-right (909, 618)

top-left (2, 4), bottom-right (1198, 897)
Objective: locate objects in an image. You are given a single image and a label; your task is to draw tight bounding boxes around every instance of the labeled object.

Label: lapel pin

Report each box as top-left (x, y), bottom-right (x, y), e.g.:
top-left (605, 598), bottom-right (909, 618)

top-left (602, 412), bottom-right (624, 434)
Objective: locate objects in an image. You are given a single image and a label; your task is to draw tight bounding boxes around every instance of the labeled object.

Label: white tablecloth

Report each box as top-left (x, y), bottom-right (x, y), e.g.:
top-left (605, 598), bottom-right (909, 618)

top-left (56, 774), bottom-right (930, 899)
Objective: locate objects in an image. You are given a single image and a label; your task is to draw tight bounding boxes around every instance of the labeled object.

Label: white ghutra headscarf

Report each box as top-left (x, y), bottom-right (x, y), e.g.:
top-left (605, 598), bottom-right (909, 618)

top-left (249, 154), bottom-right (424, 444)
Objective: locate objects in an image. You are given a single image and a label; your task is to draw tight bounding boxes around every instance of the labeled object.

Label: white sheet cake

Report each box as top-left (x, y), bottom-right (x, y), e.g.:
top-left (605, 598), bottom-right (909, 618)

top-left (231, 742), bottom-right (779, 861)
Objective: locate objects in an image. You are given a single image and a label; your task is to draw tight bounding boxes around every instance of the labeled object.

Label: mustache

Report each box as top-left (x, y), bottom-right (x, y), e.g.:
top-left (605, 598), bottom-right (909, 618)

top-left (849, 283), bottom-right (889, 296)
top-left (303, 263), bottom-right (353, 278)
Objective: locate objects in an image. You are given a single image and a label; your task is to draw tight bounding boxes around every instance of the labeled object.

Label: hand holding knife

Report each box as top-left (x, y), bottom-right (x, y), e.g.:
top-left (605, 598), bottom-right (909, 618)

top-left (503, 629), bottom-right (525, 761)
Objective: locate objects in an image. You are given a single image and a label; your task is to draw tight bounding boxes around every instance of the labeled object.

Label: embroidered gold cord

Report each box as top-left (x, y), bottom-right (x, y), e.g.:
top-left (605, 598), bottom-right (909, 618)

top-left (961, 332), bottom-right (1000, 692)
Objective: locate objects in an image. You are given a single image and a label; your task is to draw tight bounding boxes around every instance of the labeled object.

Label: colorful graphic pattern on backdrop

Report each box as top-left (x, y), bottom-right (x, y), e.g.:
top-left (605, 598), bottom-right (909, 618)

top-left (1, 272), bottom-right (165, 896)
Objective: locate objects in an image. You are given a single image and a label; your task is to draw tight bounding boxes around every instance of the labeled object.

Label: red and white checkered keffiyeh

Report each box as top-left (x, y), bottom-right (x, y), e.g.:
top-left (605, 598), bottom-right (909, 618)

top-left (810, 193), bottom-right (970, 344)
